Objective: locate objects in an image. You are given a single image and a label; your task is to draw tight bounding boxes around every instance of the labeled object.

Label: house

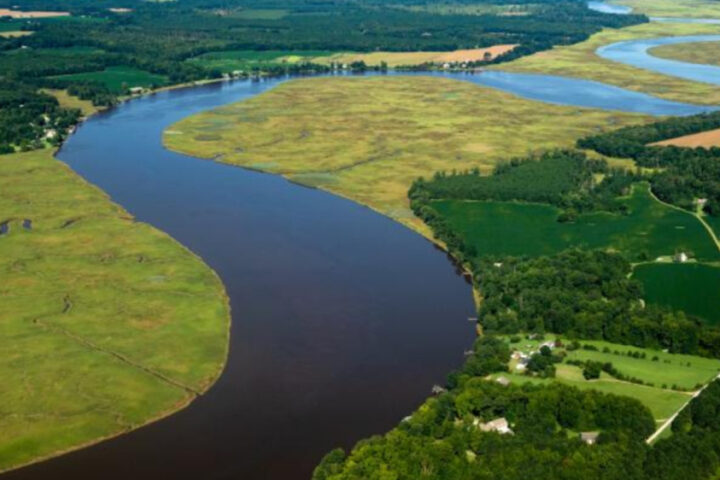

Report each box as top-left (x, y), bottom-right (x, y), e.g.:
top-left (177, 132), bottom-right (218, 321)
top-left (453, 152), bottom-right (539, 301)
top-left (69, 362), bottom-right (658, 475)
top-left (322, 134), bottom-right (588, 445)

top-left (129, 86), bottom-right (144, 95)
top-left (580, 432), bottom-right (599, 445)
top-left (476, 417), bottom-right (513, 434)
top-left (674, 252), bottom-right (689, 263)
top-left (431, 384), bottom-right (446, 395)
top-left (496, 376), bottom-right (511, 387)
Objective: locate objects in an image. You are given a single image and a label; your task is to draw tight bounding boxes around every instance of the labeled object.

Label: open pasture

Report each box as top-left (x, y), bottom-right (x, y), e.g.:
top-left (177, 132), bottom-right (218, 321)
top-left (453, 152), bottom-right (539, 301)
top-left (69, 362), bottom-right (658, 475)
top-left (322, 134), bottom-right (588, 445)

top-left (431, 185), bottom-right (719, 261)
top-left (50, 66), bottom-right (168, 93)
top-left (633, 263), bottom-right (720, 325)
top-left (650, 127), bottom-right (720, 147)
top-left (318, 45), bottom-right (517, 67)
top-left (186, 50), bottom-right (330, 73)
top-left (164, 75), bottom-right (645, 235)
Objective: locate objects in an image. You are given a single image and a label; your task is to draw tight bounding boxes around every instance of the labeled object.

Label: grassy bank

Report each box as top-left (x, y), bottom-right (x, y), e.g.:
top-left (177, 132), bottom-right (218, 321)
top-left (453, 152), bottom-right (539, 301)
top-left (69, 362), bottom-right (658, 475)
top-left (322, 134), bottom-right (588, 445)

top-left (163, 75), bottom-right (645, 235)
top-left (650, 41), bottom-right (720, 66)
top-left (499, 21), bottom-right (720, 105)
top-left (615, 0), bottom-right (720, 18)
top-left (0, 150), bottom-right (230, 471)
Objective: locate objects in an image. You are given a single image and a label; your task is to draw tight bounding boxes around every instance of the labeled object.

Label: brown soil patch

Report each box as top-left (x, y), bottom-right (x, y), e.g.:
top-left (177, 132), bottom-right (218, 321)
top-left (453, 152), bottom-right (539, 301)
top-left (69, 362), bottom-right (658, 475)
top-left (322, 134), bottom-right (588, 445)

top-left (435, 45), bottom-right (517, 62)
top-left (0, 8), bottom-right (70, 18)
top-left (651, 128), bottom-right (720, 148)
top-left (0, 31), bottom-right (33, 38)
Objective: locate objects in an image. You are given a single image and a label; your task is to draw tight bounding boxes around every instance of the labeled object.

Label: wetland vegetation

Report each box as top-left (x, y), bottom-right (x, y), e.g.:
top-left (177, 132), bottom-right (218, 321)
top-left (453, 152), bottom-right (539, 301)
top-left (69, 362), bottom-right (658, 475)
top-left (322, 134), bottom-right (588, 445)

top-left (0, 149), bottom-right (229, 471)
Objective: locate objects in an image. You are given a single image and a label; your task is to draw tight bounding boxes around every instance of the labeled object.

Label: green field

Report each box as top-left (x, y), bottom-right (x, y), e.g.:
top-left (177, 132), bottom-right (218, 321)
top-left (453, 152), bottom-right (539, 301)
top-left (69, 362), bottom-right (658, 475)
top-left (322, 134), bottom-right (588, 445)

top-left (497, 336), bottom-right (720, 420)
top-left (0, 150), bottom-right (229, 471)
top-left (500, 21), bottom-right (720, 105)
top-left (431, 185), bottom-right (719, 261)
top-left (650, 41), bottom-right (720, 67)
top-left (186, 50), bottom-right (330, 73)
top-left (634, 263), bottom-right (720, 325)
top-left (50, 66), bottom-right (168, 93)
top-left (163, 76), bottom-right (645, 237)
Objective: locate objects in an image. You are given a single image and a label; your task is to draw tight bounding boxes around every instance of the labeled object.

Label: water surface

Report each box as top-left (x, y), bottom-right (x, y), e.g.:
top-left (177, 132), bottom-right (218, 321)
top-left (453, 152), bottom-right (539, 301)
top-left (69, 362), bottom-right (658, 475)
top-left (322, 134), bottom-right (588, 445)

top-left (598, 35), bottom-right (720, 85)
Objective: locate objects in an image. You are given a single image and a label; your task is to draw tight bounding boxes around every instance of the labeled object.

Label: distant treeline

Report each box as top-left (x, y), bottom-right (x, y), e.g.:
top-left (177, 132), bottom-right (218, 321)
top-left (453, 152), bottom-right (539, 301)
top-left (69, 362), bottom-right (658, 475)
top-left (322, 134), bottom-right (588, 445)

top-left (578, 112), bottom-right (720, 215)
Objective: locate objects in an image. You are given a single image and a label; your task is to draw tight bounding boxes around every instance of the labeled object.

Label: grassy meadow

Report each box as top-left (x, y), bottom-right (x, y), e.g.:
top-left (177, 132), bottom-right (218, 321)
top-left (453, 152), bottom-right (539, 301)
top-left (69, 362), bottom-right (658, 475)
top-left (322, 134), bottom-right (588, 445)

top-left (317, 46), bottom-right (517, 67)
top-left (650, 41), bottom-right (720, 66)
top-left (50, 66), bottom-right (168, 93)
top-left (164, 75), bottom-right (646, 235)
top-left (634, 263), bottom-right (720, 325)
top-left (500, 21), bottom-right (720, 105)
top-left (0, 150), bottom-right (229, 471)
top-left (496, 336), bottom-right (720, 421)
top-left (186, 50), bottom-right (331, 73)
top-left (430, 185), bottom-right (720, 261)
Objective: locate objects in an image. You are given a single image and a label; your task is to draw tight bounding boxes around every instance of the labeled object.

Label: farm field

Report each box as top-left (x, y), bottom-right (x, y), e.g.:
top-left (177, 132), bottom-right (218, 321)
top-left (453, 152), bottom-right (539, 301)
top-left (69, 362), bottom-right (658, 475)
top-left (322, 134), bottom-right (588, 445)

top-left (317, 45), bottom-right (517, 67)
top-left (430, 185), bottom-right (719, 261)
top-left (650, 127), bottom-right (720, 147)
top-left (0, 31), bottom-right (32, 37)
top-left (50, 66), bottom-right (168, 93)
top-left (186, 50), bottom-right (331, 73)
top-left (163, 75), bottom-right (645, 235)
top-left (0, 8), bottom-right (69, 18)
top-left (0, 150), bottom-right (229, 471)
top-left (43, 88), bottom-right (99, 117)
top-left (634, 263), bottom-right (720, 325)
top-left (650, 41), bottom-right (720, 67)
top-left (499, 21), bottom-right (720, 105)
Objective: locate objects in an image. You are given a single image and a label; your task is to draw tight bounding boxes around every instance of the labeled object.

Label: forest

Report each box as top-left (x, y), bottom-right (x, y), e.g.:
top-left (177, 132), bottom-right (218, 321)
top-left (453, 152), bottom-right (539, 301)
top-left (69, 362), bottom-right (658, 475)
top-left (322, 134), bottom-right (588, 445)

top-left (313, 338), bottom-right (720, 480)
top-left (578, 112), bottom-right (720, 215)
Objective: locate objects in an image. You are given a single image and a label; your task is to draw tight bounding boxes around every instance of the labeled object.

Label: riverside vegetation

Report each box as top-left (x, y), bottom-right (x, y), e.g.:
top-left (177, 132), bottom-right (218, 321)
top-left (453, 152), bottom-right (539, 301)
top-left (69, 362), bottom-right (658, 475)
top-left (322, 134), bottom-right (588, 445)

top-left (0, 149), bottom-right (229, 471)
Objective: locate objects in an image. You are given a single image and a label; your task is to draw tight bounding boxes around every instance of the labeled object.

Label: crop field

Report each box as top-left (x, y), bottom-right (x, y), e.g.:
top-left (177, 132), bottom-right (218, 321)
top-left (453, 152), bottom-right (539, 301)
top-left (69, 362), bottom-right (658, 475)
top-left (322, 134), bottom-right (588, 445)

top-left (318, 45), bottom-right (517, 67)
top-left (0, 8), bottom-right (69, 18)
top-left (634, 263), bottom-right (720, 325)
top-left (500, 21), bottom-right (720, 105)
top-left (0, 31), bottom-right (32, 37)
top-left (650, 127), bottom-right (720, 147)
top-left (186, 50), bottom-right (331, 73)
top-left (50, 66), bottom-right (168, 93)
top-left (0, 150), bottom-right (229, 471)
top-left (430, 185), bottom-right (719, 261)
top-left (650, 41), bottom-right (720, 67)
top-left (164, 76), bottom-right (646, 235)
top-left (42, 89), bottom-right (99, 117)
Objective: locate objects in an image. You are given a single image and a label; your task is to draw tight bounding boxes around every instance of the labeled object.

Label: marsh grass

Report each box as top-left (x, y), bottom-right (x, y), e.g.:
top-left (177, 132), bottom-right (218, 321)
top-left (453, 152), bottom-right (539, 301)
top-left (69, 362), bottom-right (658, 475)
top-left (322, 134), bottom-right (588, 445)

top-left (0, 150), bottom-right (229, 471)
top-left (500, 22), bottom-right (720, 105)
top-left (164, 76), bottom-right (645, 234)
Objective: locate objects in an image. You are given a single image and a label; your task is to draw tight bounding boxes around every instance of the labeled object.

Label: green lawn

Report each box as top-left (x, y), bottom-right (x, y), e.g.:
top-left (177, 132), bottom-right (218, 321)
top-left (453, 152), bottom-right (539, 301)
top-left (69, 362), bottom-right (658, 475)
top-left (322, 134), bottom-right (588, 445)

top-left (186, 50), bottom-right (331, 73)
top-left (431, 185), bottom-right (719, 261)
top-left (0, 150), bottom-right (229, 472)
top-left (496, 336), bottom-right (719, 420)
top-left (633, 263), bottom-right (720, 325)
top-left (50, 66), bottom-right (168, 93)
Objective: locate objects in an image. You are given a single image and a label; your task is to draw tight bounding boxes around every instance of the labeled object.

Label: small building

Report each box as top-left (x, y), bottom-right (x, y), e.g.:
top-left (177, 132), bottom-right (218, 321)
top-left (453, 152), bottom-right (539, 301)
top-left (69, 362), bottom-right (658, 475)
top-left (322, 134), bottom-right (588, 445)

top-left (477, 417), bottom-right (513, 434)
top-left (697, 198), bottom-right (708, 207)
top-left (129, 86), bottom-right (144, 95)
top-left (431, 384), bottom-right (446, 395)
top-left (496, 376), bottom-right (511, 387)
top-left (674, 252), bottom-right (689, 263)
top-left (580, 432), bottom-right (599, 445)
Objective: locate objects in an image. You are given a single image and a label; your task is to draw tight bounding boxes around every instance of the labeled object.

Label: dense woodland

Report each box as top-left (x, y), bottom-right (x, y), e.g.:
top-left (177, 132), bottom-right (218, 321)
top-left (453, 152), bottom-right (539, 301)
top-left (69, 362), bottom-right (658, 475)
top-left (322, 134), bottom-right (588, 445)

top-left (578, 112), bottom-right (720, 215)
top-left (314, 338), bottom-right (720, 480)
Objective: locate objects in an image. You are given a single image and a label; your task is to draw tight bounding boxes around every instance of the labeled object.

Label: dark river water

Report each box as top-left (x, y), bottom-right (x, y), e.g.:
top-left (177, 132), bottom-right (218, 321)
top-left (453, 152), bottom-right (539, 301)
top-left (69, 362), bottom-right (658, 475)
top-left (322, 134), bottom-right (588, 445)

top-left (3, 67), bottom-right (716, 480)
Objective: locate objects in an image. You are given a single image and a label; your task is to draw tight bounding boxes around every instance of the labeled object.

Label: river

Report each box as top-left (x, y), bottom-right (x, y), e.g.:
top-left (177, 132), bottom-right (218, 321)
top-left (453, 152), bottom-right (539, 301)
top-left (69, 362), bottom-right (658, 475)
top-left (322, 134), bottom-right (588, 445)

top-left (3, 31), bottom-right (719, 480)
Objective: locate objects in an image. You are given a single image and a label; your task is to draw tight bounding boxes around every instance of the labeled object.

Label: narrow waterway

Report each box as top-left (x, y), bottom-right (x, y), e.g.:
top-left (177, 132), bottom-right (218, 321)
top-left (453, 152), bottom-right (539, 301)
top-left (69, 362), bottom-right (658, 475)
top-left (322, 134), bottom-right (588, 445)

top-left (3, 52), bottom-right (718, 480)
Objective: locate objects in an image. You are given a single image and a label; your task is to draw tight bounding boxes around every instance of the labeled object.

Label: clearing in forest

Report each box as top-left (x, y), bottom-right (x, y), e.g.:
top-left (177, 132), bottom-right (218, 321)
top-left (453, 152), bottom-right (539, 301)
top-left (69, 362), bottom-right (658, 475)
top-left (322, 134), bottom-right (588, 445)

top-left (650, 127), bottom-right (720, 147)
